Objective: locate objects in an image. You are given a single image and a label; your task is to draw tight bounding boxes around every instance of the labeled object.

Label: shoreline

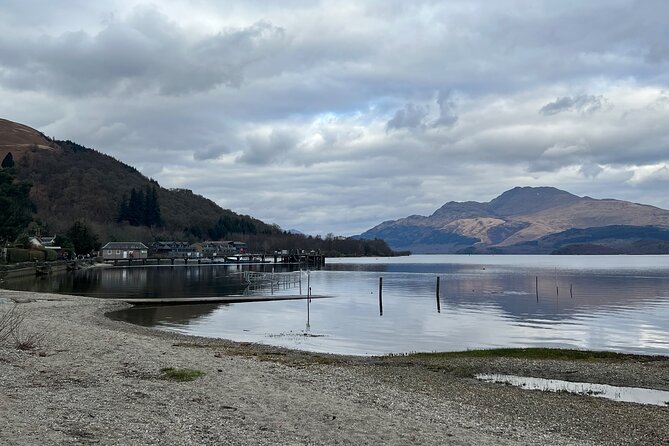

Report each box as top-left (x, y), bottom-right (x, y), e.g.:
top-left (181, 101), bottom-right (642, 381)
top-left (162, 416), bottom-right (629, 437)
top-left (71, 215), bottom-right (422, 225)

top-left (1, 289), bottom-right (667, 445)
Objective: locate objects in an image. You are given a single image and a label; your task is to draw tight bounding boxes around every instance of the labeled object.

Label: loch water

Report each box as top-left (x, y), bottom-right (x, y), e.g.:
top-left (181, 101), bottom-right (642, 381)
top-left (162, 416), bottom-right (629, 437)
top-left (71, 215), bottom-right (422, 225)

top-left (3, 255), bottom-right (669, 356)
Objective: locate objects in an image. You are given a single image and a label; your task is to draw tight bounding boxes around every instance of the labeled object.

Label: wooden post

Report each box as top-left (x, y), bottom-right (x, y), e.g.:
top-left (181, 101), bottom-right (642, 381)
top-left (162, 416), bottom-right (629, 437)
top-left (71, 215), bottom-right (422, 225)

top-left (570, 283), bottom-right (573, 298)
top-left (379, 277), bottom-right (383, 316)
top-left (535, 276), bottom-right (539, 302)
top-left (555, 267), bottom-right (558, 296)
top-left (436, 276), bottom-right (441, 313)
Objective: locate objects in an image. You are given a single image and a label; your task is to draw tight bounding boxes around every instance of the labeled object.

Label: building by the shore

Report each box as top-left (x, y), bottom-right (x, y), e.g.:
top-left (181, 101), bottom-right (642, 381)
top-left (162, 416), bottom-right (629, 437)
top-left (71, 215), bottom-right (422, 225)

top-left (101, 242), bottom-right (148, 260)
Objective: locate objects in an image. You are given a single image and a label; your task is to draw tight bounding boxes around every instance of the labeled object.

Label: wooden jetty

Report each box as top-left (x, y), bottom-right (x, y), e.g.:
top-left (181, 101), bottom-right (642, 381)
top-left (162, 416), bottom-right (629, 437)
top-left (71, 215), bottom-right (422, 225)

top-left (121, 294), bottom-right (330, 306)
top-left (108, 252), bottom-right (326, 267)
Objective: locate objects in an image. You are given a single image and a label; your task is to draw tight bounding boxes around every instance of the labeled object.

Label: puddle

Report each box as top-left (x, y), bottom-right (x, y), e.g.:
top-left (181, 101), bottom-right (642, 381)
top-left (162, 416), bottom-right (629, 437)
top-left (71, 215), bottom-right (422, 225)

top-left (476, 374), bottom-right (669, 407)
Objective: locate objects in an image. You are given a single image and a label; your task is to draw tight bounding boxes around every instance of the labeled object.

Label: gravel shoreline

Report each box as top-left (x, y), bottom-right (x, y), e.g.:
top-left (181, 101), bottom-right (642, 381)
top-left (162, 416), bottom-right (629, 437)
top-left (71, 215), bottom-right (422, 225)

top-left (1, 290), bottom-right (667, 445)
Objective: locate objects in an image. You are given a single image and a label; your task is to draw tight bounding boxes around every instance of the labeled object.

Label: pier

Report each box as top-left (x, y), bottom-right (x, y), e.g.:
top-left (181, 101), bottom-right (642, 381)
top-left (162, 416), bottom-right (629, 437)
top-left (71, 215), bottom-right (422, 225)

top-left (108, 252), bottom-right (326, 267)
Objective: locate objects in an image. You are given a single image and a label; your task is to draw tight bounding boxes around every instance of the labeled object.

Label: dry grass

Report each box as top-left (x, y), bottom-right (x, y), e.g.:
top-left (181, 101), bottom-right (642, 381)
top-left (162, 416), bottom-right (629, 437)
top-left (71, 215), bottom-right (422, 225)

top-left (0, 304), bottom-right (24, 342)
top-left (0, 303), bottom-right (45, 350)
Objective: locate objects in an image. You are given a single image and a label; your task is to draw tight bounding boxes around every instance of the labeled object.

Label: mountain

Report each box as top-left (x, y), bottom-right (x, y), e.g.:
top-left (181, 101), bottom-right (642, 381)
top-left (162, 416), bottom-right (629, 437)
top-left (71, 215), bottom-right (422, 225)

top-left (359, 186), bottom-right (669, 254)
top-left (0, 118), bottom-right (274, 242)
top-left (0, 118), bottom-right (397, 256)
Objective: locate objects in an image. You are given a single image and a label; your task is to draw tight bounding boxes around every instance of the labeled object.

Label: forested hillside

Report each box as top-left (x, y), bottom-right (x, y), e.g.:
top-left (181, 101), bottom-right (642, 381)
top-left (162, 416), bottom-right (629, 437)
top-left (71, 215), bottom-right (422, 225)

top-left (0, 118), bottom-right (397, 256)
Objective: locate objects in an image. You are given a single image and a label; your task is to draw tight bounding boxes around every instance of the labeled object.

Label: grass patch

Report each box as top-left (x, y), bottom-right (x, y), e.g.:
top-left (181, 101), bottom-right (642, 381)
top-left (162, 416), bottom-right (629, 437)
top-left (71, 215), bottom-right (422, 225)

top-left (159, 367), bottom-right (205, 382)
top-left (396, 348), bottom-right (661, 362)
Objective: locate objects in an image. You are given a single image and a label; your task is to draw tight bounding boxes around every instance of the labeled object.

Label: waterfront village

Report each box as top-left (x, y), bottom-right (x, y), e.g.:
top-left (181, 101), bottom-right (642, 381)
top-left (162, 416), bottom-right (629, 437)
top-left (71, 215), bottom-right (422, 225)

top-left (1, 236), bottom-right (326, 270)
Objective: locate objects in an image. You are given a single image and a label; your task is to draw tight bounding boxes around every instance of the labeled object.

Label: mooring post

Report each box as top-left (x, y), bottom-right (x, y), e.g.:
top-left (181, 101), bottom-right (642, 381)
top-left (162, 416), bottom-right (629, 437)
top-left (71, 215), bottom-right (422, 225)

top-left (570, 283), bottom-right (573, 298)
top-left (379, 277), bottom-right (383, 316)
top-left (555, 267), bottom-right (558, 296)
top-left (536, 276), bottom-right (539, 302)
top-left (436, 276), bottom-right (441, 313)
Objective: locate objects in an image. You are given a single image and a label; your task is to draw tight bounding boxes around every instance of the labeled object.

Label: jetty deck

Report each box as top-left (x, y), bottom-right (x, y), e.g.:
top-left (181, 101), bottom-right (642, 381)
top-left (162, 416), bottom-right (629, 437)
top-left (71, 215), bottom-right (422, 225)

top-left (108, 252), bottom-right (325, 267)
top-left (121, 294), bottom-right (330, 305)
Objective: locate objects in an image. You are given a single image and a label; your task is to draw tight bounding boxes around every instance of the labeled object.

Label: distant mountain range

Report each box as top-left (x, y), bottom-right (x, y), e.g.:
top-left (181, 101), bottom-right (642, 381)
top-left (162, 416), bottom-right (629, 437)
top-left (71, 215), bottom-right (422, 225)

top-left (359, 187), bottom-right (669, 254)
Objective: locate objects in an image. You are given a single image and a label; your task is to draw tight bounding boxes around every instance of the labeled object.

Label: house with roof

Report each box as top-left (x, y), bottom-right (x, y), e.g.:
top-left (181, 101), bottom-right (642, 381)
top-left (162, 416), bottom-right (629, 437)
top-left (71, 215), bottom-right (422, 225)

top-left (101, 242), bottom-right (149, 260)
top-left (198, 241), bottom-right (246, 257)
top-left (150, 241), bottom-right (200, 258)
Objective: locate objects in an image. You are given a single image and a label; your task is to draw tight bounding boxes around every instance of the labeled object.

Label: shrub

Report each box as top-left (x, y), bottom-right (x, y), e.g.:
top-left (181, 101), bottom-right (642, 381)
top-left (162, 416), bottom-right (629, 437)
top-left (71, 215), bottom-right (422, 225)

top-left (44, 249), bottom-right (57, 261)
top-left (0, 304), bottom-right (24, 342)
top-left (6, 248), bottom-right (45, 262)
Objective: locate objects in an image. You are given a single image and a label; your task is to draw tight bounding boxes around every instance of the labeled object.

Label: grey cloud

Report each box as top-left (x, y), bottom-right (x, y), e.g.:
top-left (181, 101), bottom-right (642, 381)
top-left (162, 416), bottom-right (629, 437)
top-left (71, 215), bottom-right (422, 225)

top-left (539, 95), bottom-right (605, 116)
top-left (0, 10), bottom-right (288, 96)
top-left (386, 103), bottom-right (429, 131)
top-left (387, 91), bottom-right (458, 133)
top-left (238, 130), bottom-right (297, 165)
top-left (580, 163), bottom-right (604, 178)
top-left (432, 90), bottom-right (458, 128)
top-left (193, 145), bottom-right (230, 161)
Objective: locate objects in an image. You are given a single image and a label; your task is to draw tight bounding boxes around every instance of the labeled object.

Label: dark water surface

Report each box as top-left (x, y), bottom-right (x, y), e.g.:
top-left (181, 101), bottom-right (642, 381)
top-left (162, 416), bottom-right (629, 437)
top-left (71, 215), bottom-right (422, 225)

top-left (3, 255), bottom-right (669, 356)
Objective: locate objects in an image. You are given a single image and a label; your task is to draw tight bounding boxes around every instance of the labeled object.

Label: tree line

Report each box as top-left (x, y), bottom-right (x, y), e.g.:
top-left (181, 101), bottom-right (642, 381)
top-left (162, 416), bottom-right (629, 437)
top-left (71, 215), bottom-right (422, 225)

top-left (117, 187), bottom-right (162, 227)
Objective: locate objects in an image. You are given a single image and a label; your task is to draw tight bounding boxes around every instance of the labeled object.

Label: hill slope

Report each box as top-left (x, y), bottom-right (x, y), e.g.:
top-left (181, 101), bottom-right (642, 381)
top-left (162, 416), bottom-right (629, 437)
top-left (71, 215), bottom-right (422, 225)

top-left (359, 186), bottom-right (669, 254)
top-left (0, 118), bottom-right (396, 256)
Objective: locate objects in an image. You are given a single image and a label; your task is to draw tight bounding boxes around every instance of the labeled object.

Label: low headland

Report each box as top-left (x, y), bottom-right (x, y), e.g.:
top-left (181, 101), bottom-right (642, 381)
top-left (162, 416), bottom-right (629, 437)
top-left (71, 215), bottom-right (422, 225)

top-left (1, 289), bottom-right (667, 445)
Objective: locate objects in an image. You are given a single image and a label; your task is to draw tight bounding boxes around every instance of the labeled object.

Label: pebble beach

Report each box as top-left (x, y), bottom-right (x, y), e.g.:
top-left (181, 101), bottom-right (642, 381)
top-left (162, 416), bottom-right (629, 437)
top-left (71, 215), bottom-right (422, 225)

top-left (1, 290), bottom-right (667, 445)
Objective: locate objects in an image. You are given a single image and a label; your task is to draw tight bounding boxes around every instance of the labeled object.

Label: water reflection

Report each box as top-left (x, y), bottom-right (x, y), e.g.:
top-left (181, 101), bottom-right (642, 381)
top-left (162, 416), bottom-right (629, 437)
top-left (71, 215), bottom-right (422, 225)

top-left (109, 304), bottom-right (221, 327)
top-left (476, 374), bottom-right (669, 407)
top-left (3, 255), bottom-right (669, 355)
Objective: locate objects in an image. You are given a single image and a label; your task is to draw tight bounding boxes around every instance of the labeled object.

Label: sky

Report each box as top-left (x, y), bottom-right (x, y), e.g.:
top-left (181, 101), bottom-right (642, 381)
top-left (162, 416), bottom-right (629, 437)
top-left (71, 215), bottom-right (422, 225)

top-left (1, 0), bottom-right (668, 236)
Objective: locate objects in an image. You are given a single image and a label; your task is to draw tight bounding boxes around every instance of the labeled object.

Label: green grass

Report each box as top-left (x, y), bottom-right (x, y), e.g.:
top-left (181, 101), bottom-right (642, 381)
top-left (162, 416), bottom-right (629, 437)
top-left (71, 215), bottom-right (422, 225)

top-left (159, 367), bottom-right (205, 382)
top-left (398, 348), bottom-right (657, 361)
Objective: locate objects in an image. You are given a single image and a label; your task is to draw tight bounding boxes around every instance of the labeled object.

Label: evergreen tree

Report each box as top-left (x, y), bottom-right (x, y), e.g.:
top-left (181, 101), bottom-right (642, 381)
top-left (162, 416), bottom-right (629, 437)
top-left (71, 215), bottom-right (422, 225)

top-left (54, 235), bottom-right (75, 258)
top-left (117, 187), bottom-right (162, 227)
top-left (66, 221), bottom-right (99, 255)
top-left (0, 169), bottom-right (34, 242)
top-left (1, 152), bottom-right (14, 169)
top-left (127, 188), bottom-right (143, 226)
top-left (144, 186), bottom-right (162, 227)
top-left (117, 193), bottom-right (129, 223)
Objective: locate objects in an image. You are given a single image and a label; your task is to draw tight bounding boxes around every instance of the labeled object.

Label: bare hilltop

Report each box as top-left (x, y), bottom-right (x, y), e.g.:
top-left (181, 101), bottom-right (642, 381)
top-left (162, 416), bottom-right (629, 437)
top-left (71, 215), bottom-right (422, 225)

top-left (360, 186), bottom-right (669, 254)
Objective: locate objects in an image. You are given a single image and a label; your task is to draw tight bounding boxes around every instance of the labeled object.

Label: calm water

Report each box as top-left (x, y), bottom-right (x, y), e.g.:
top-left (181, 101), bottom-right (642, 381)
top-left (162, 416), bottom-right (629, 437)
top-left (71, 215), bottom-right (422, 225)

top-left (3, 255), bottom-right (669, 356)
top-left (476, 374), bottom-right (669, 407)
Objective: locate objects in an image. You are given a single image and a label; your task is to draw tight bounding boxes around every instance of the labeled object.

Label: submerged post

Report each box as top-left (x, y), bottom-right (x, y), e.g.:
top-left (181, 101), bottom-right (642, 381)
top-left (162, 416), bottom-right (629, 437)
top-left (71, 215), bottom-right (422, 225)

top-left (436, 276), bottom-right (441, 313)
top-left (379, 277), bottom-right (383, 316)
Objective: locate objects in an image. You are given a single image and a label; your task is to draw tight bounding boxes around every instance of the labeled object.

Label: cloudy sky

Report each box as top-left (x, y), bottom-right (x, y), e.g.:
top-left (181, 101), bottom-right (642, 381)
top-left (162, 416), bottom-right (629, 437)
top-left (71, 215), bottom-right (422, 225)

top-left (1, 0), bottom-right (668, 235)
